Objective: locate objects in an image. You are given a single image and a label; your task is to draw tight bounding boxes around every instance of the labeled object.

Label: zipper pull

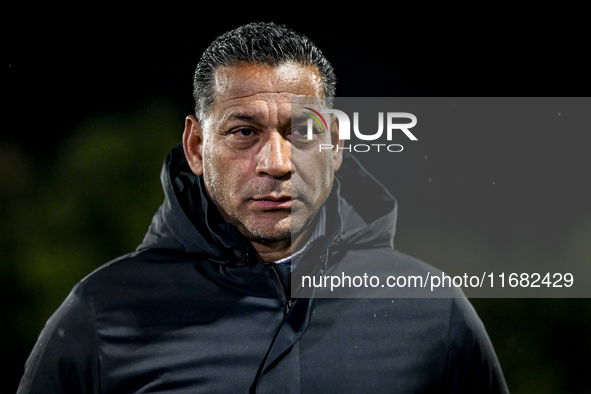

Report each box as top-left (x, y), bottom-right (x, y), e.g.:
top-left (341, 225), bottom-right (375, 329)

top-left (266, 263), bottom-right (291, 316)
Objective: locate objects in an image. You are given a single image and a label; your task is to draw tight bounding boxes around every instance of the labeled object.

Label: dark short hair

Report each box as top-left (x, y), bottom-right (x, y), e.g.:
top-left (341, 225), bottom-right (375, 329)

top-left (193, 22), bottom-right (337, 119)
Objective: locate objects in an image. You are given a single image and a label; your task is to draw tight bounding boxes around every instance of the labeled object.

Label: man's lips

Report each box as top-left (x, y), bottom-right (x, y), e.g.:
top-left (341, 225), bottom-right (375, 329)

top-left (251, 195), bottom-right (293, 209)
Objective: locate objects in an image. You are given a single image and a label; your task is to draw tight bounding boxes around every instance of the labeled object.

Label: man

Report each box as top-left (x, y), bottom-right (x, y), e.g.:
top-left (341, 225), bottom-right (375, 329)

top-left (18, 22), bottom-right (508, 393)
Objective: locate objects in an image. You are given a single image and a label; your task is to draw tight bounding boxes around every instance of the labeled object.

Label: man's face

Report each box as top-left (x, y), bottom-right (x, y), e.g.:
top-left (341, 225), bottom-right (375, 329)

top-left (184, 62), bottom-right (340, 245)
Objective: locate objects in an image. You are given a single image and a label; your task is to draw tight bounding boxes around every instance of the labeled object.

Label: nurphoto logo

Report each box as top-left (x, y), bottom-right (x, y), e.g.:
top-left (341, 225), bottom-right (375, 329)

top-left (303, 106), bottom-right (418, 153)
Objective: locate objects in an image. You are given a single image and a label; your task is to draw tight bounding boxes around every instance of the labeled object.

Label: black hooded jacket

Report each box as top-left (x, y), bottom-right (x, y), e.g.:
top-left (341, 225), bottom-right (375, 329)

top-left (18, 144), bottom-right (509, 393)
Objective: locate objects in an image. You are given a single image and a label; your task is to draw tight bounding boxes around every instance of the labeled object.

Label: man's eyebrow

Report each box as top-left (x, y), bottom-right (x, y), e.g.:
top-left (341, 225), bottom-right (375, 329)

top-left (224, 112), bottom-right (309, 126)
top-left (225, 113), bottom-right (262, 122)
top-left (290, 114), bottom-right (311, 124)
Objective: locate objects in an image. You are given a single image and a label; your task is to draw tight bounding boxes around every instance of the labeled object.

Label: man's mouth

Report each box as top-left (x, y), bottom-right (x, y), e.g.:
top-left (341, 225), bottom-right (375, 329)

top-left (251, 195), bottom-right (292, 209)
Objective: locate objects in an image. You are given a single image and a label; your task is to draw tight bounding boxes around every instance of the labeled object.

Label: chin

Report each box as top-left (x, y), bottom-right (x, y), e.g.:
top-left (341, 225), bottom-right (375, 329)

top-left (238, 211), bottom-right (314, 244)
top-left (246, 228), bottom-right (292, 245)
top-left (241, 217), bottom-right (292, 243)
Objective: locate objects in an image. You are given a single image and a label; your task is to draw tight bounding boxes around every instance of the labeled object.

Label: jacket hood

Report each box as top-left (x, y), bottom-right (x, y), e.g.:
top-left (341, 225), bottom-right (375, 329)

top-left (137, 143), bottom-right (398, 262)
top-left (334, 152), bottom-right (397, 251)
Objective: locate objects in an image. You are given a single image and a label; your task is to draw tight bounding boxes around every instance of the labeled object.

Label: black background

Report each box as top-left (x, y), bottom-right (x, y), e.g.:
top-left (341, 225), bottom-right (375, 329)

top-left (5, 7), bottom-right (591, 393)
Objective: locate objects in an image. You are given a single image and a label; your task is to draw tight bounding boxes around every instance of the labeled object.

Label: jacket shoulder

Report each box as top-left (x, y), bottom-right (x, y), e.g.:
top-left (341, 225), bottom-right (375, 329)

top-left (18, 282), bottom-right (100, 393)
top-left (316, 247), bottom-right (508, 392)
top-left (442, 294), bottom-right (510, 392)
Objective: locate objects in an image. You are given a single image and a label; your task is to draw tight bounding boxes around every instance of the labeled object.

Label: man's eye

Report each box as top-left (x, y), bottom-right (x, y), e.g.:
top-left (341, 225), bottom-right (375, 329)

top-left (291, 126), bottom-right (321, 138)
top-left (292, 126), bottom-right (308, 136)
top-left (233, 128), bottom-right (255, 137)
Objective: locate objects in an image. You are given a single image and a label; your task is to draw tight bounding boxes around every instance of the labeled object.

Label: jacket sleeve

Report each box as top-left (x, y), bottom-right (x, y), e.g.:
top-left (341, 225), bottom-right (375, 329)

top-left (17, 282), bottom-right (101, 394)
top-left (443, 292), bottom-right (510, 393)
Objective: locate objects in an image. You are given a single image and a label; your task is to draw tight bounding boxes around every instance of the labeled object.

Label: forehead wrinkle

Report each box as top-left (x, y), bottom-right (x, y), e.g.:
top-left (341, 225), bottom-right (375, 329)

top-left (218, 98), bottom-right (273, 125)
top-left (219, 96), bottom-right (295, 127)
top-left (212, 63), bottom-right (324, 104)
top-left (223, 91), bottom-right (314, 101)
top-left (206, 63), bottom-right (324, 130)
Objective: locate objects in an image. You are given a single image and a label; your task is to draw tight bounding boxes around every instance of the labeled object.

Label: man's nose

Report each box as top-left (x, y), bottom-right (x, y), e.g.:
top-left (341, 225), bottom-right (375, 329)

top-left (256, 132), bottom-right (292, 179)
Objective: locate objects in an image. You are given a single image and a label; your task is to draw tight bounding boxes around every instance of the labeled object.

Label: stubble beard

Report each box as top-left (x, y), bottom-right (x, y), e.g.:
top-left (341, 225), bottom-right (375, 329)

top-left (203, 172), bottom-right (327, 246)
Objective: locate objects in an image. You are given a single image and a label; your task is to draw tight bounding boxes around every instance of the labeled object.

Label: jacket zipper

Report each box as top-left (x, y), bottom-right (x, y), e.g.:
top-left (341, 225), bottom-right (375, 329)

top-left (266, 263), bottom-right (292, 317)
top-left (266, 232), bottom-right (342, 316)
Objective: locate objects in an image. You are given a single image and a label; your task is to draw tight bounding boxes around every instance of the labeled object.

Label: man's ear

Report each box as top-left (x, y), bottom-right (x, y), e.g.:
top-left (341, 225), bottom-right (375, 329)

top-left (183, 115), bottom-right (204, 176)
top-left (330, 115), bottom-right (344, 171)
